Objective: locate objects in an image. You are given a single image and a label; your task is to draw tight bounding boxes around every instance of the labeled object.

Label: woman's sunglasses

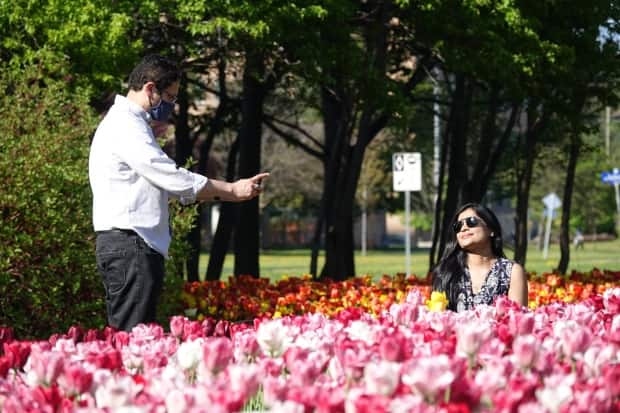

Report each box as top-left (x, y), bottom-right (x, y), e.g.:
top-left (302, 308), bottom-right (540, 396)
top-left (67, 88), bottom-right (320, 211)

top-left (453, 216), bottom-right (483, 233)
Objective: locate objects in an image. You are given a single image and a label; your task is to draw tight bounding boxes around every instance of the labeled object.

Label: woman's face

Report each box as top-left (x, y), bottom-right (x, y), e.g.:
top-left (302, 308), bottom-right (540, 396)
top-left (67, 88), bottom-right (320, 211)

top-left (454, 208), bottom-right (493, 250)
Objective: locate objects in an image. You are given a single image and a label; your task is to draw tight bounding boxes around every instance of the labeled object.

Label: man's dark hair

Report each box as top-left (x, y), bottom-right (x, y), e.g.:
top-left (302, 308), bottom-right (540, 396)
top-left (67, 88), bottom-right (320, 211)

top-left (127, 54), bottom-right (181, 92)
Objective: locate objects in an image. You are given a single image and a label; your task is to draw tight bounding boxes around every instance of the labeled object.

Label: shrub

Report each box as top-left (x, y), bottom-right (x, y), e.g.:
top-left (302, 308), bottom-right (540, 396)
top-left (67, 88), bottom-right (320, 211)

top-left (0, 55), bottom-right (104, 338)
top-left (0, 54), bottom-right (197, 338)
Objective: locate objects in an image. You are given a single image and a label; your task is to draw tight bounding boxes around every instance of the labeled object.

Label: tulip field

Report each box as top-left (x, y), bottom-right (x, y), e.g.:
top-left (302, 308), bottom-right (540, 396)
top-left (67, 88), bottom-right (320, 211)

top-left (1, 270), bottom-right (620, 412)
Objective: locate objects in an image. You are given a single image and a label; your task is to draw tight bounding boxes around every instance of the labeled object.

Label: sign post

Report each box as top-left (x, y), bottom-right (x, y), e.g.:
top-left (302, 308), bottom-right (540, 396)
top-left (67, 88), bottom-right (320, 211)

top-left (542, 192), bottom-right (561, 259)
top-left (601, 168), bottom-right (620, 232)
top-left (392, 152), bottom-right (422, 276)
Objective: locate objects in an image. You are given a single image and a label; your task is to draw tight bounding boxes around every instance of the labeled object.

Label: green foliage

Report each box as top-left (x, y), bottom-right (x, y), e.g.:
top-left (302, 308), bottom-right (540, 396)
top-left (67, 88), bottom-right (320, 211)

top-left (0, 0), bottom-right (142, 92)
top-left (527, 134), bottom-right (617, 235)
top-left (0, 55), bottom-right (104, 338)
top-left (156, 199), bottom-right (200, 326)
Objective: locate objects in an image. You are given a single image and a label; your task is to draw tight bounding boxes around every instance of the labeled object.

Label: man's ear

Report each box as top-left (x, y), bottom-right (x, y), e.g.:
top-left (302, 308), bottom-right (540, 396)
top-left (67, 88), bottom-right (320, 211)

top-left (143, 81), bottom-right (156, 95)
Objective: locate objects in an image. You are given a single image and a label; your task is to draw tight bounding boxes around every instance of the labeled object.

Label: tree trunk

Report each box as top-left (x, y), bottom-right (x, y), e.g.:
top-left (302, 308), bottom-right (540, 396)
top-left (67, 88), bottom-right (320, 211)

top-left (557, 132), bottom-right (580, 274)
top-left (321, 135), bottom-right (358, 280)
top-left (310, 84), bottom-right (349, 278)
top-left (429, 125), bottom-right (449, 271)
top-left (429, 78), bottom-right (453, 270)
top-left (514, 106), bottom-right (547, 265)
top-left (234, 52), bottom-right (269, 277)
top-left (438, 74), bottom-right (471, 258)
top-left (205, 139), bottom-right (240, 281)
top-left (173, 74), bottom-right (202, 281)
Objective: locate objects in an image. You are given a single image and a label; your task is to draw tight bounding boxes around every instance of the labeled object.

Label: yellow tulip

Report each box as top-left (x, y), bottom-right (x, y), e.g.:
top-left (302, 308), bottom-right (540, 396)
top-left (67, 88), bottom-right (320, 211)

top-left (426, 291), bottom-right (449, 311)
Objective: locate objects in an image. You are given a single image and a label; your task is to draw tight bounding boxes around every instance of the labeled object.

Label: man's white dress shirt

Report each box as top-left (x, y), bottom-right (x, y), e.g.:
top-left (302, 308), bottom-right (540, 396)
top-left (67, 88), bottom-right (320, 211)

top-left (89, 95), bottom-right (207, 258)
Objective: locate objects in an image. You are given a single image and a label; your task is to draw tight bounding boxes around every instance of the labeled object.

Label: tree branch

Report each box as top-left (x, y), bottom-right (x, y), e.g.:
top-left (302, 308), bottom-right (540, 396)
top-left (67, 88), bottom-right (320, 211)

top-left (263, 118), bottom-right (325, 160)
top-left (263, 114), bottom-right (325, 150)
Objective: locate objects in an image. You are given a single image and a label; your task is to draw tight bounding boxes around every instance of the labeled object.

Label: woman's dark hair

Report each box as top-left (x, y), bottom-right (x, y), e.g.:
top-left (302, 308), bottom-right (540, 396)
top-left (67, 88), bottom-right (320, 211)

top-left (431, 203), bottom-right (505, 310)
top-left (127, 54), bottom-right (180, 92)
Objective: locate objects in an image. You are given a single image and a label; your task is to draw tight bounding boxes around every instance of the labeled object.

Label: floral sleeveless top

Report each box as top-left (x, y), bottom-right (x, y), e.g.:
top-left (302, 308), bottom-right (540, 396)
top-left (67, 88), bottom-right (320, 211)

top-left (455, 257), bottom-right (513, 312)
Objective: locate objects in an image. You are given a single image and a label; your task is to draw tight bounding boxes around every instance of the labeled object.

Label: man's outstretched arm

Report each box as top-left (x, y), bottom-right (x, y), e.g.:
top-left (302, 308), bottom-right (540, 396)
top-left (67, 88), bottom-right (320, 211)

top-left (197, 172), bottom-right (270, 202)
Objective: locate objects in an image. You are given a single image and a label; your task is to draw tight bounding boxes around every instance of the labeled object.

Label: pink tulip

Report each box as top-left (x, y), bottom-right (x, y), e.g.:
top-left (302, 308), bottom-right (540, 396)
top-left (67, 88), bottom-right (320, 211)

top-left (269, 400), bottom-right (306, 413)
top-left (202, 317), bottom-right (217, 336)
top-left (424, 310), bottom-right (456, 335)
top-left (226, 363), bottom-right (260, 400)
top-left (491, 373), bottom-right (538, 411)
top-left (85, 348), bottom-right (123, 371)
top-left (401, 355), bottom-right (455, 401)
top-left (608, 314), bottom-right (620, 343)
top-left (583, 344), bottom-right (616, 377)
top-left (456, 322), bottom-right (490, 359)
top-left (389, 302), bottom-right (419, 326)
top-left (182, 320), bottom-right (204, 341)
top-left (0, 355), bottom-right (10, 378)
top-left (559, 326), bottom-right (592, 358)
top-left (536, 374), bottom-right (575, 413)
top-left (66, 325), bottom-right (84, 342)
top-left (234, 329), bottom-right (261, 362)
top-left (603, 288), bottom-right (620, 314)
top-left (475, 359), bottom-right (508, 394)
top-left (507, 311), bottom-right (535, 335)
top-left (387, 394), bottom-right (425, 413)
top-left (258, 356), bottom-right (286, 376)
top-left (0, 327), bottom-right (14, 345)
top-left (94, 375), bottom-right (142, 409)
top-left (379, 332), bottom-right (411, 362)
top-left (170, 315), bottom-right (187, 339)
top-left (314, 386), bottom-right (346, 413)
top-left (213, 320), bottom-right (230, 337)
top-left (165, 389), bottom-right (193, 413)
top-left (203, 337), bottom-right (233, 375)
top-left (129, 324), bottom-right (165, 347)
top-left (603, 363), bottom-right (620, 396)
top-left (60, 364), bottom-right (94, 395)
top-left (364, 360), bottom-right (401, 396)
top-left (112, 330), bottom-right (130, 348)
top-left (27, 348), bottom-right (64, 386)
top-left (347, 390), bottom-right (391, 413)
top-left (494, 295), bottom-right (521, 316)
top-left (262, 375), bottom-right (289, 407)
top-left (512, 335), bottom-right (538, 369)
top-left (31, 384), bottom-right (70, 412)
top-left (3, 341), bottom-right (30, 369)
top-left (477, 337), bottom-right (506, 363)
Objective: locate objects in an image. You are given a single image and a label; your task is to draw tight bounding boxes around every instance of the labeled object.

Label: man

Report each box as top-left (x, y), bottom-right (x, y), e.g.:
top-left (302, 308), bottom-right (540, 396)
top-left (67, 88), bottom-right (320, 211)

top-left (89, 54), bottom-right (268, 331)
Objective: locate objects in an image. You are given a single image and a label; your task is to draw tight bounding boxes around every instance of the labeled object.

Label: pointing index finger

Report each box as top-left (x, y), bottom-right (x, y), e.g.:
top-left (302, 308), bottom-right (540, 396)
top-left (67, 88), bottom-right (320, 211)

top-left (252, 172), bottom-right (270, 183)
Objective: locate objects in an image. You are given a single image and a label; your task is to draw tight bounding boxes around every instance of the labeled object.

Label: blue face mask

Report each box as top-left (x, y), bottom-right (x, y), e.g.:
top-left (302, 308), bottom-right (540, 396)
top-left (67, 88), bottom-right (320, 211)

top-left (150, 99), bottom-right (175, 122)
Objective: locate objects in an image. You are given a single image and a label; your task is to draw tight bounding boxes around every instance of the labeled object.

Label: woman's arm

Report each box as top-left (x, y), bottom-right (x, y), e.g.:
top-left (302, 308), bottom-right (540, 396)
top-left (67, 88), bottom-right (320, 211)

top-left (508, 262), bottom-right (529, 307)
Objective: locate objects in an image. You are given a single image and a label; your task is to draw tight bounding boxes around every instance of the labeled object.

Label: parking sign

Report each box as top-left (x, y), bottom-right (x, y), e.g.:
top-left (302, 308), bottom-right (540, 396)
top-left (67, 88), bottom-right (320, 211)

top-left (392, 153), bottom-right (422, 192)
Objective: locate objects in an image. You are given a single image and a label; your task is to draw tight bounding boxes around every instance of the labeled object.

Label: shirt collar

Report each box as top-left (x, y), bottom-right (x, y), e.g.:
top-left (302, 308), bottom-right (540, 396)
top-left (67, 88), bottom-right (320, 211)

top-left (114, 94), bottom-right (151, 122)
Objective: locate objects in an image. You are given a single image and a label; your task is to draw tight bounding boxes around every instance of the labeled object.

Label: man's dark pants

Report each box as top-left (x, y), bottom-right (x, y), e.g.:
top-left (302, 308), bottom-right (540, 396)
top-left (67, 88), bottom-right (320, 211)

top-left (95, 230), bottom-right (165, 331)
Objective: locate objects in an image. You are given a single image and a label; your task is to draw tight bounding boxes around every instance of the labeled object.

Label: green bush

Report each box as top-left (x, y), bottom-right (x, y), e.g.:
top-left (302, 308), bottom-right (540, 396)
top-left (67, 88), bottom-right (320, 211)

top-left (0, 54), bottom-right (198, 338)
top-left (157, 200), bottom-right (200, 327)
top-left (0, 54), bottom-right (105, 338)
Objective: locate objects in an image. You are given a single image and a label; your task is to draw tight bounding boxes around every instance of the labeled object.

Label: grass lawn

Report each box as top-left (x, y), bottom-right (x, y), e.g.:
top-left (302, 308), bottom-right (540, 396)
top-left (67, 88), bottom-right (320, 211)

top-left (198, 238), bottom-right (620, 282)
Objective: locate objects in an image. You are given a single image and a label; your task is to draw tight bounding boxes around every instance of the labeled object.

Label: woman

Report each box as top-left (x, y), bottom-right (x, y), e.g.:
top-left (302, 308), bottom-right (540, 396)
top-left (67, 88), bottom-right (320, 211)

top-left (432, 203), bottom-right (528, 312)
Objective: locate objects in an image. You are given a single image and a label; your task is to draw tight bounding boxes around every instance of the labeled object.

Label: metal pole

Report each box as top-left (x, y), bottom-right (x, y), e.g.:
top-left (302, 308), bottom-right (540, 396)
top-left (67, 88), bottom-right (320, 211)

top-left (433, 83), bottom-right (441, 190)
top-left (405, 190), bottom-right (411, 276)
top-left (615, 182), bottom-right (620, 236)
top-left (543, 209), bottom-right (553, 259)
top-left (605, 107), bottom-right (611, 157)
top-left (538, 208), bottom-right (545, 250)
top-left (431, 73), bottom-right (441, 254)
top-left (361, 186), bottom-right (367, 256)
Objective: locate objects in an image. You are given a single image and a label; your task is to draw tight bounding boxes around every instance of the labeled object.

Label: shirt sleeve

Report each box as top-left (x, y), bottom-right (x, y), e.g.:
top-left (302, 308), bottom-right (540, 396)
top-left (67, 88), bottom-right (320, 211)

top-left (114, 120), bottom-right (207, 204)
